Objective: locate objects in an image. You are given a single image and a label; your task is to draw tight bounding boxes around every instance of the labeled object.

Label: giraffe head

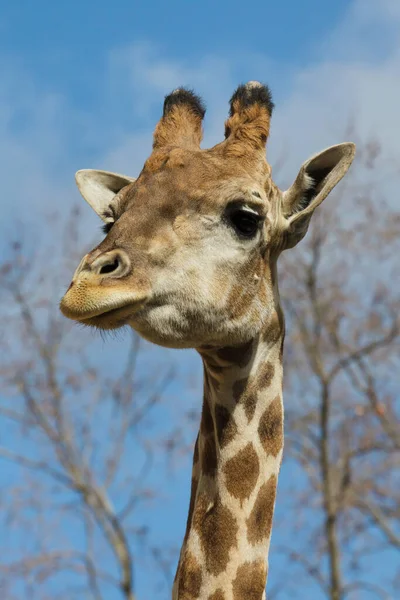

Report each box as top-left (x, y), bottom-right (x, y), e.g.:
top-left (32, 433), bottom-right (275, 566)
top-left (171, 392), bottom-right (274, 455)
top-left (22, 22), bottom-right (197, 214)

top-left (60, 82), bottom-right (355, 348)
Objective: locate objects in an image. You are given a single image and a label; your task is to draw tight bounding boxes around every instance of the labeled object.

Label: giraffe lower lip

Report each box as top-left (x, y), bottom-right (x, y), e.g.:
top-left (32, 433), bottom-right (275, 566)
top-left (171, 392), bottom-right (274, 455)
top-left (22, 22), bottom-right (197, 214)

top-left (60, 290), bottom-right (148, 322)
top-left (78, 304), bottom-right (137, 328)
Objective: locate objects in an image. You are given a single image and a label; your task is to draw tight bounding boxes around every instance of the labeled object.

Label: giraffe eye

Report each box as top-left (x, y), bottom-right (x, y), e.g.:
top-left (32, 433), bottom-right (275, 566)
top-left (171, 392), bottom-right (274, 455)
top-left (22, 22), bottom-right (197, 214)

top-left (228, 208), bottom-right (263, 238)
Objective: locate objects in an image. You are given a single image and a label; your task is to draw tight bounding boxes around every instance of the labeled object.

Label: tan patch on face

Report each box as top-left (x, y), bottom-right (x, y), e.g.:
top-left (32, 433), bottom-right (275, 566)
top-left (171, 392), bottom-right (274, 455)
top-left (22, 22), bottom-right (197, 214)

top-left (258, 396), bottom-right (283, 457)
top-left (223, 443), bottom-right (259, 502)
top-left (232, 560), bottom-right (267, 600)
top-left (193, 493), bottom-right (238, 576)
top-left (178, 551), bottom-right (202, 599)
top-left (232, 361), bottom-right (275, 422)
top-left (208, 591), bottom-right (225, 600)
top-left (143, 149), bottom-right (170, 172)
top-left (217, 339), bottom-right (254, 367)
top-left (226, 268), bottom-right (258, 320)
top-left (246, 475), bottom-right (277, 545)
top-left (214, 403), bottom-right (237, 448)
top-left (258, 280), bottom-right (268, 308)
top-left (212, 268), bottom-right (232, 306)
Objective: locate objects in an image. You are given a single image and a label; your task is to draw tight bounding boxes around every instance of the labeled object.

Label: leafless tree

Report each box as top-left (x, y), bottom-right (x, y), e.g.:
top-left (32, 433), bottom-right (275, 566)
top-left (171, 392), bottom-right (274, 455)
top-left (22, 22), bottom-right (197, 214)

top-left (272, 136), bottom-right (400, 599)
top-left (0, 136), bottom-right (398, 600)
top-left (0, 209), bottom-right (187, 600)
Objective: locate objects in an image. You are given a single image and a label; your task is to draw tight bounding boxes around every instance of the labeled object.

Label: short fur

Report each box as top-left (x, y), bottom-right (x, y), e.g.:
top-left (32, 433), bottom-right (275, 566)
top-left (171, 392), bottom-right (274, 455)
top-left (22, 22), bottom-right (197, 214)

top-left (153, 88), bottom-right (206, 151)
top-left (164, 88), bottom-right (206, 119)
top-left (228, 82), bottom-right (274, 117)
top-left (60, 82), bottom-right (355, 600)
top-left (223, 82), bottom-right (274, 154)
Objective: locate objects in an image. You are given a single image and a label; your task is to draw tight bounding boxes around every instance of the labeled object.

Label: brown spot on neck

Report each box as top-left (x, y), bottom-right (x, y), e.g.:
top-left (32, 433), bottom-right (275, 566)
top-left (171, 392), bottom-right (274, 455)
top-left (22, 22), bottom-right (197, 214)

top-left (183, 436), bottom-right (200, 545)
top-left (242, 386), bottom-right (258, 422)
top-left (177, 551), bottom-right (202, 599)
top-left (246, 475), bottom-right (277, 545)
top-left (216, 339), bottom-right (254, 367)
top-left (214, 403), bottom-right (238, 448)
top-left (200, 390), bottom-right (214, 436)
top-left (223, 443), bottom-right (260, 502)
top-left (232, 361), bottom-right (275, 422)
top-left (193, 493), bottom-right (238, 576)
top-left (200, 391), bottom-right (217, 476)
top-left (232, 560), bottom-right (267, 600)
top-left (201, 434), bottom-right (218, 477)
top-left (258, 395), bottom-right (283, 457)
top-left (258, 361), bottom-right (275, 388)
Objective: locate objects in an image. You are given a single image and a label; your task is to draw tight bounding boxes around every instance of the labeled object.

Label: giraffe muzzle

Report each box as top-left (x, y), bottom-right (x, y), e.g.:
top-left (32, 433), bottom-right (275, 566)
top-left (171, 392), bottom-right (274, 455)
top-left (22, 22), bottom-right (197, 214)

top-left (59, 249), bottom-right (147, 323)
top-left (75, 249), bottom-right (131, 280)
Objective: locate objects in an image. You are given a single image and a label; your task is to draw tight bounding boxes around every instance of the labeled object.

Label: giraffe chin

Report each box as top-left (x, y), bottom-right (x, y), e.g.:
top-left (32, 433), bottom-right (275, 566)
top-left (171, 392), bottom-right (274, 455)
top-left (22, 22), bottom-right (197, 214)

top-left (71, 304), bottom-right (141, 331)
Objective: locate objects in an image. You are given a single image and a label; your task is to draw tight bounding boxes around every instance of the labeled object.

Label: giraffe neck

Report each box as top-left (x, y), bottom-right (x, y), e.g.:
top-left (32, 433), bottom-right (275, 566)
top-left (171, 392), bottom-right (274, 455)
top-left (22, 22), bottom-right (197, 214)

top-left (174, 328), bottom-right (284, 600)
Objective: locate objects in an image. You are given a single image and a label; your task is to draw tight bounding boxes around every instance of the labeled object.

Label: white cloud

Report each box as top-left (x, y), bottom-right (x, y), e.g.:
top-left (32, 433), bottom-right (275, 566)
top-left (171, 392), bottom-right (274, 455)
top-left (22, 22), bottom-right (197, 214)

top-left (104, 42), bottom-right (239, 152)
top-left (268, 0), bottom-right (400, 187)
top-left (100, 0), bottom-right (400, 192)
top-left (0, 60), bottom-right (79, 240)
top-left (1, 0), bottom-right (399, 232)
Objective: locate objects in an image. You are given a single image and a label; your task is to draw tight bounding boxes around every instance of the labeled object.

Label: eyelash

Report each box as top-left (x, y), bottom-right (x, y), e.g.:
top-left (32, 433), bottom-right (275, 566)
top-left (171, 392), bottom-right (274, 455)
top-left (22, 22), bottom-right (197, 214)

top-left (225, 204), bottom-right (264, 239)
top-left (102, 222), bottom-right (114, 234)
top-left (101, 205), bottom-right (263, 237)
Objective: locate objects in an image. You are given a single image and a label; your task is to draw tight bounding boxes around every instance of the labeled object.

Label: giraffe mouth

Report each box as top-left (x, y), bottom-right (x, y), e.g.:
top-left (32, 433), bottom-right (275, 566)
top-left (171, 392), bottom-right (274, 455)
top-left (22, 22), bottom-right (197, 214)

top-left (74, 303), bottom-right (140, 329)
top-left (60, 287), bottom-right (148, 329)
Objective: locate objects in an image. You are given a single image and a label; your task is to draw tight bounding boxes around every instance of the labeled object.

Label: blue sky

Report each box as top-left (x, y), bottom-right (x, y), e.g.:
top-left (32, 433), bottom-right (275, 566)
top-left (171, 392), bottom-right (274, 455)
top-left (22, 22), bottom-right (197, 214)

top-left (1, 0), bottom-right (399, 239)
top-left (1, 0), bottom-right (400, 598)
top-left (1, 1), bottom-right (347, 88)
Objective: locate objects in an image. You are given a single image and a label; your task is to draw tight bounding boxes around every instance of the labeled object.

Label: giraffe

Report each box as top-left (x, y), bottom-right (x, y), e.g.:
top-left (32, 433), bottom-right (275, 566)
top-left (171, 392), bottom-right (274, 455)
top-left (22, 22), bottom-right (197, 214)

top-left (60, 82), bottom-right (355, 599)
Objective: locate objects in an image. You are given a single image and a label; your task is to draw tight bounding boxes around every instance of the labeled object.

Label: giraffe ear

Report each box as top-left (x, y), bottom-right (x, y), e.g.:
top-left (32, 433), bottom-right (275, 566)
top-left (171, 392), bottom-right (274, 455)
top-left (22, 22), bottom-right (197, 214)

top-left (281, 143), bottom-right (356, 249)
top-left (75, 170), bottom-right (136, 222)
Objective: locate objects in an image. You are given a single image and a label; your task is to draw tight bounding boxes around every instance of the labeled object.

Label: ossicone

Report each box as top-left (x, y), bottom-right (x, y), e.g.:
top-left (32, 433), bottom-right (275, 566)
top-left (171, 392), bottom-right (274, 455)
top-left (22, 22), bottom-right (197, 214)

top-left (163, 88), bottom-right (205, 120)
top-left (153, 87), bottom-right (206, 150)
top-left (222, 81), bottom-right (274, 153)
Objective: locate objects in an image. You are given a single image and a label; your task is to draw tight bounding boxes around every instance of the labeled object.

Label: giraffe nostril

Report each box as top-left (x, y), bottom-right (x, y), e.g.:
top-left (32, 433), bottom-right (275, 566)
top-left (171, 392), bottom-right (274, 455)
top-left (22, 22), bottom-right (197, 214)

top-left (99, 258), bottom-right (120, 275)
top-left (88, 249), bottom-right (130, 278)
